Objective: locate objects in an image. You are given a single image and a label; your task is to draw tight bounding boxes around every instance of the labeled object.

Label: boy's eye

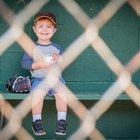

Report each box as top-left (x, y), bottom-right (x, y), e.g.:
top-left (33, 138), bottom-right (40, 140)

top-left (47, 26), bottom-right (52, 28)
top-left (36, 24), bottom-right (53, 29)
top-left (38, 25), bottom-right (43, 28)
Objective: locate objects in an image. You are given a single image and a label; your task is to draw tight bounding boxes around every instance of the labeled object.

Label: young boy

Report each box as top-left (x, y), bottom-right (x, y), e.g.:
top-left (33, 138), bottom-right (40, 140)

top-left (21, 11), bottom-right (68, 136)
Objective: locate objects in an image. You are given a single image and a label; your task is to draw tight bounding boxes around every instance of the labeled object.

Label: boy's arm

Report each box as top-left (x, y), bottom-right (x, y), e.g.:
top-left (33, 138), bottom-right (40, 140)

top-left (32, 59), bottom-right (50, 70)
top-left (21, 53), bottom-right (54, 70)
top-left (21, 53), bottom-right (33, 70)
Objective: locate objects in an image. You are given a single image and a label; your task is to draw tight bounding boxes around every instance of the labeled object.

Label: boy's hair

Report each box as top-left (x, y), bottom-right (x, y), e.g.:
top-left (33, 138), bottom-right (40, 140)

top-left (34, 11), bottom-right (56, 25)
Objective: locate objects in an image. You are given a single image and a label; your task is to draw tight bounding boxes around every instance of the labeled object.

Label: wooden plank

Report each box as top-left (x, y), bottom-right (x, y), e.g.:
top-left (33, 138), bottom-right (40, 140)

top-left (0, 92), bottom-right (130, 100)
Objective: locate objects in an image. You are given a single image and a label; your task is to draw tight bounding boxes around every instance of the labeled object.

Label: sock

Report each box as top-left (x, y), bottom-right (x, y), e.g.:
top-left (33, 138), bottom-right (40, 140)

top-left (33, 114), bottom-right (42, 122)
top-left (57, 112), bottom-right (67, 121)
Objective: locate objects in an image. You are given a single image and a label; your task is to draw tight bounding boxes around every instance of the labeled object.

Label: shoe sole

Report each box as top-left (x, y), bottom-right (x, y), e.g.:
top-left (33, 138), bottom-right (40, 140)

top-left (32, 127), bottom-right (46, 136)
top-left (55, 131), bottom-right (66, 136)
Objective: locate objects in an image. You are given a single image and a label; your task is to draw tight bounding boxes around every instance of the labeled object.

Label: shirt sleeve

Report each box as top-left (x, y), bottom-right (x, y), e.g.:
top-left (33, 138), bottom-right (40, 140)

top-left (55, 43), bottom-right (64, 55)
top-left (21, 53), bottom-right (33, 70)
top-left (60, 48), bottom-right (64, 55)
top-left (59, 45), bottom-right (64, 55)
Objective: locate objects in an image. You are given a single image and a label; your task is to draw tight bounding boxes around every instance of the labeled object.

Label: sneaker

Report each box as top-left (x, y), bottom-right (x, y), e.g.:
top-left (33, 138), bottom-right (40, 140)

top-left (32, 120), bottom-right (46, 136)
top-left (55, 119), bottom-right (68, 136)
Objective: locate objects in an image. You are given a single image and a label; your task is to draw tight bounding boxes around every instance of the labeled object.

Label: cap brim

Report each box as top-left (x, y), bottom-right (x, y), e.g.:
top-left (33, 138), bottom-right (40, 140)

top-left (34, 16), bottom-right (56, 24)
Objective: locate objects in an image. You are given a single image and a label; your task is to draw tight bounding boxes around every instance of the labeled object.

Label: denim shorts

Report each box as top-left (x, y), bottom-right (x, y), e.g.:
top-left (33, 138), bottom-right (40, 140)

top-left (31, 77), bottom-right (65, 96)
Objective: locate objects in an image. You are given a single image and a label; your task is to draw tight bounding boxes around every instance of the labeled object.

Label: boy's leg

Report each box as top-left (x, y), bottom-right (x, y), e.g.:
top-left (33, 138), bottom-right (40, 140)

top-left (54, 92), bottom-right (68, 135)
top-left (32, 89), bottom-right (46, 136)
top-left (32, 89), bottom-right (45, 115)
top-left (54, 92), bottom-right (67, 112)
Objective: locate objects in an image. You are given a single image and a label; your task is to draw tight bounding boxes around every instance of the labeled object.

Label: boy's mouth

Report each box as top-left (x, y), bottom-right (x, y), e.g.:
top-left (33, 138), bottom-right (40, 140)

top-left (41, 33), bottom-right (49, 35)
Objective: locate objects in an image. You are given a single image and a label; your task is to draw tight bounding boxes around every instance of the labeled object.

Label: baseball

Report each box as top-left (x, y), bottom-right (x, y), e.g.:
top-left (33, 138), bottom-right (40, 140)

top-left (43, 55), bottom-right (54, 64)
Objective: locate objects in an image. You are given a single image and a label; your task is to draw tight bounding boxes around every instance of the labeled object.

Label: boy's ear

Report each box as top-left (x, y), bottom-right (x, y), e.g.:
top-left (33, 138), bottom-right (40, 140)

top-left (54, 28), bottom-right (57, 33)
top-left (33, 26), bottom-right (36, 33)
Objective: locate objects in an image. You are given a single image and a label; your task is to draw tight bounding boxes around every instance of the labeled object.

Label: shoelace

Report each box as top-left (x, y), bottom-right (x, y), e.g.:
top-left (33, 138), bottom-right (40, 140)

top-left (57, 120), bottom-right (67, 129)
top-left (35, 121), bottom-right (44, 130)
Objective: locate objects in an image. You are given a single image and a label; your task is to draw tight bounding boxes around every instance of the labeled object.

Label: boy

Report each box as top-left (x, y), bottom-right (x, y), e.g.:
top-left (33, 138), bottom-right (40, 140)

top-left (21, 11), bottom-right (68, 136)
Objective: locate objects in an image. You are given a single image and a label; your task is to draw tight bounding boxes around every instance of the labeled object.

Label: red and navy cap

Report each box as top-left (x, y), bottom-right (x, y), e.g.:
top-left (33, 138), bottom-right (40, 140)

top-left (34, 11), bottom-right (56, 25)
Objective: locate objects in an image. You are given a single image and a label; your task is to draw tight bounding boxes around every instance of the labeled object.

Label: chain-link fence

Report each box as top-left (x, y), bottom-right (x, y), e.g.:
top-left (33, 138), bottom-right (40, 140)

top-left (0, 0), bottom-right (140, 139)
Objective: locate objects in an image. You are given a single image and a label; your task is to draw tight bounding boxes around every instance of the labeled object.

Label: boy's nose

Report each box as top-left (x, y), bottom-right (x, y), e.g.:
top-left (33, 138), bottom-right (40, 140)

top-left (43, 27), bottom-right (47, 30)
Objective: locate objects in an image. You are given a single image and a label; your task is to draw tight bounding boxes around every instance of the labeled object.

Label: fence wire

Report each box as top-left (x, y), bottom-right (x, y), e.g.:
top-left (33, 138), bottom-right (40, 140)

top-left (0, 0), bottom-right (140, 140)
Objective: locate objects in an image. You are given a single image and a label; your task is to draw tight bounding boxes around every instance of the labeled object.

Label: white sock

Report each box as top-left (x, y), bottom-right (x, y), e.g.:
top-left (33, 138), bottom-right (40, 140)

top-left (33, 114), bottom-right (42, 122)
top-left (57, 112), bottom-right (67, 121)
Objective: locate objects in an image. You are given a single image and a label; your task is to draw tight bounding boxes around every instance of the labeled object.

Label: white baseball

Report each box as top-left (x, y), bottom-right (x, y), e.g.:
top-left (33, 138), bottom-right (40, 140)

top-left (43, 55), bottom-right (54, 64)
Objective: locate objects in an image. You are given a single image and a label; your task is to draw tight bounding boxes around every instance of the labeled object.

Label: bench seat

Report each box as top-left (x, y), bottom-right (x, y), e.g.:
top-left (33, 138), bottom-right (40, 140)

top-left (0, 91), bottom-right (130, 100)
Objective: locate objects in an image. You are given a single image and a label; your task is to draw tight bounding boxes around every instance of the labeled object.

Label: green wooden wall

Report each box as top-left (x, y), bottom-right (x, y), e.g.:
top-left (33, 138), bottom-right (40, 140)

top-left (0, 0), bottom-right (140, 92)
top-left (0, 0), bottom-right (140, 139)
top-left (7, 100), bottom-right (140, 140)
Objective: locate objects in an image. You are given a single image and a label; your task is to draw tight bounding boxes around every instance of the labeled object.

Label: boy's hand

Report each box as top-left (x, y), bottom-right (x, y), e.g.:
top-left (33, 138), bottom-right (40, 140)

top-left (43, 54), bottom-right (60, 65)
top-left (51, 53), bottom-right (60, 63)
top-left (32, 59), bottom-right (49, 70)
top-left (32, 54), bottom-right (61, 70)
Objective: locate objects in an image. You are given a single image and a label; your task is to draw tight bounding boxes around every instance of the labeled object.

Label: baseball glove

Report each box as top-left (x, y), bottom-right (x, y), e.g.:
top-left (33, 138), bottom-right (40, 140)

top-left (6, 75), bottom-right (31, 93)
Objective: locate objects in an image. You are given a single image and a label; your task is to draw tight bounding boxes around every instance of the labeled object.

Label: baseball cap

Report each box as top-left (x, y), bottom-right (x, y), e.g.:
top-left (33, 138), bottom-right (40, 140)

top-left (34, 11), bottom-right (56, 25)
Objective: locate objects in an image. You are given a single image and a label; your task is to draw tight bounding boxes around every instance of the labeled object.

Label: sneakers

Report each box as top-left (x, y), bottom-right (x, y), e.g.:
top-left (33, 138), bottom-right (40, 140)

top-left (32, 119), bottom-right (68, 136)
top-left (32, 120), bottom-right (46, 136)
top-left (55, 119), bottom-right (68, 136)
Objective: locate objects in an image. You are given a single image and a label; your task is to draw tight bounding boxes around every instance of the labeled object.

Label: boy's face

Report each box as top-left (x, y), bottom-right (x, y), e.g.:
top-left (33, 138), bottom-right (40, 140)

top-left (33, 18), bottom-right (56, 43)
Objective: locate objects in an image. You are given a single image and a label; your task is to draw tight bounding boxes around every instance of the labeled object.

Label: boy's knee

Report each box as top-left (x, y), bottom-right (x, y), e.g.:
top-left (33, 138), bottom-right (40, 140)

top-left (32, 89), bottom-right (46, 97)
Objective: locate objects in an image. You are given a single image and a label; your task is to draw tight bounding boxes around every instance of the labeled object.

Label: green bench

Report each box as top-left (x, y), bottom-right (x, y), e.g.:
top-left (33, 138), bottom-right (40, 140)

top-left (0, 83), bottom-right (131, 101)
top-left (0, 92), bottom-right (131, 100)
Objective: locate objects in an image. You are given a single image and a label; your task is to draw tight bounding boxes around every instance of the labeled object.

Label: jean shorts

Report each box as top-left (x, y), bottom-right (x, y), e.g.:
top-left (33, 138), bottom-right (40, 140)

top-left (31, 77), bottom-right (65, 96)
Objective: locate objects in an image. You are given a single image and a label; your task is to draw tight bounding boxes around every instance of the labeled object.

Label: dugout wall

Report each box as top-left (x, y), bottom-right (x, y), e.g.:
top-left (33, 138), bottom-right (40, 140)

top-left (0, 0), bottom-right (140, 140)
